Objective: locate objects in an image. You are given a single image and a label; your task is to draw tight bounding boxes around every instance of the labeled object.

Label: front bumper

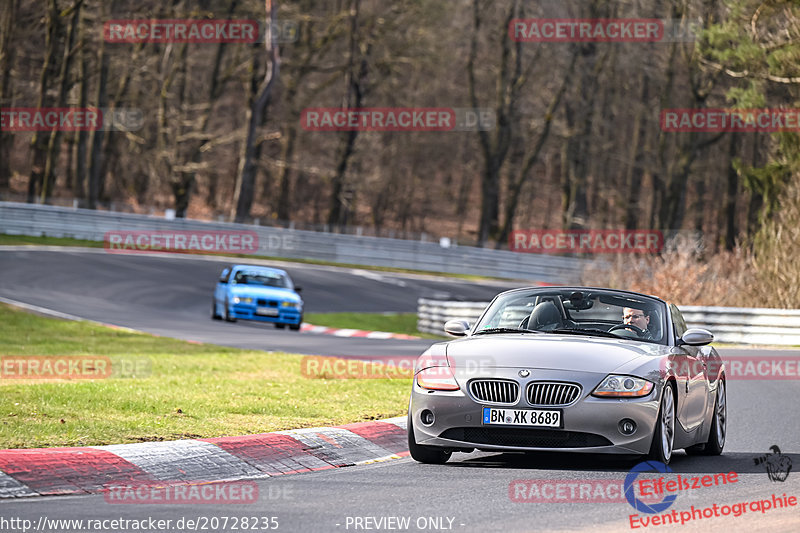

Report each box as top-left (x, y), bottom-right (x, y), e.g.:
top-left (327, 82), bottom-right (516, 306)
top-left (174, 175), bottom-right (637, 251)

top-left (410, 368), bottom-right (662, 455)
top-left (230, 304), bottom-right (302, 324)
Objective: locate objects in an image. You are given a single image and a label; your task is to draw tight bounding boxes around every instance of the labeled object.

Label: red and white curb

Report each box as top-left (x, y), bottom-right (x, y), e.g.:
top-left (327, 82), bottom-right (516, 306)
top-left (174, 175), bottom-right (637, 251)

top-left (300, 323), bottom-right (420, 340)
top-left (0, 418), bottom-right (408, 499)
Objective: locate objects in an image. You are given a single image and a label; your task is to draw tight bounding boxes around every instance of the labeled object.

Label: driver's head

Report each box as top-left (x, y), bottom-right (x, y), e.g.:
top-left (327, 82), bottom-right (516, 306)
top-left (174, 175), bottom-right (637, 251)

top-left (622, 306), bottom-right (650, 331)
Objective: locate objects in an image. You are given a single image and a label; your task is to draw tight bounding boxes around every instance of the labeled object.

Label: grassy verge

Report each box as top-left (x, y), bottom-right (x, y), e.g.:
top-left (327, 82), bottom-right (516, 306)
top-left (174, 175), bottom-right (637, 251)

top-left (0, 233), bottom-right (102, 248)
top-left (0, 304), bottom-right (411, 449)
top-left (304, 312), bottom-right (447, 340)
top-left (0, 233), bottom-right (497, 281)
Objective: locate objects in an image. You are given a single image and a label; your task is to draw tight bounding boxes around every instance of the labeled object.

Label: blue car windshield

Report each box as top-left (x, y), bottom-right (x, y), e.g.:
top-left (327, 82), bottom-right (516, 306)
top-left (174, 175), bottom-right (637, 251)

top-left (233, 271), bottom-right (291, 289)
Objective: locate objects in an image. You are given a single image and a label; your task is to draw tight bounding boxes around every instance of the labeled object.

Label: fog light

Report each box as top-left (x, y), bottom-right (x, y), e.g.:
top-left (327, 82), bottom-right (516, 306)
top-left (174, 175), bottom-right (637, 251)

top-left (421, 410), bottom-right (435, 426)
top-left (619, 419), bottom-right (637, 435)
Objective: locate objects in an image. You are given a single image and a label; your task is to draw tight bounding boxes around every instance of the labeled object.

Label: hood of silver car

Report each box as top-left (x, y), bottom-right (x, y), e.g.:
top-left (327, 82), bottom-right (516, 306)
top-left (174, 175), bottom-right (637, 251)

top-left (445, 334), bottom-right (668, 374)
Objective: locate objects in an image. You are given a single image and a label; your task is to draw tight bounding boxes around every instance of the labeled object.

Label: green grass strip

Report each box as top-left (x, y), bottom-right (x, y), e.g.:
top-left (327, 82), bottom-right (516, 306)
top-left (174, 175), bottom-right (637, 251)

top-left (0, 304), bottom-right (411, 449)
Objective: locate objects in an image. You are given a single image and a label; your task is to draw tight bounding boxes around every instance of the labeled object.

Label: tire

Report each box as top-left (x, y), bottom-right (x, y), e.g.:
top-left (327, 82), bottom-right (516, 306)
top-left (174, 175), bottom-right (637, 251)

top-left (686, 379), bottom-right (726, 456)
top-left (211, 300), bottom-right (222, 320)
top-left (274, 323), bottom-right (286, 329)
top-left (224, 299), bottom-right (236, 322)
top-left (647, 383), bottom-right (675, 464)
top-left (289, 315), bottom-right (302, 331)
top-left (407, 413), bottom-right (451, 464)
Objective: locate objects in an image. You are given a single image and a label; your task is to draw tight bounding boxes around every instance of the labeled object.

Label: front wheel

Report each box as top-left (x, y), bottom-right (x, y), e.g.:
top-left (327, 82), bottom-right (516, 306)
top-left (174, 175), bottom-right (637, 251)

top-left (647, 384), bottom-right (675, 464)
top-left (224, 299), bottom-right (236, 322)
top-left (686, 379), bottom-right (726, 456)
top-left (407, 413), bottom-right (451, 464)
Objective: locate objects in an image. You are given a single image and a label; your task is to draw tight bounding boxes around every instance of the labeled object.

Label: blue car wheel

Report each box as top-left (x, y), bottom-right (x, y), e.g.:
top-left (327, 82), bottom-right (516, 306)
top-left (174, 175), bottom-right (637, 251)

top-left (224, 298), bottom-right (237, 322)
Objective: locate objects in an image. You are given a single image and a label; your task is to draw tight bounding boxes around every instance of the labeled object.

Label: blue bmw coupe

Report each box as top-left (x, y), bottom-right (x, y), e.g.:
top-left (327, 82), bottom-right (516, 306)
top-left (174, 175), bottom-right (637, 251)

top-left (212, 265), bottom-right (303, 330)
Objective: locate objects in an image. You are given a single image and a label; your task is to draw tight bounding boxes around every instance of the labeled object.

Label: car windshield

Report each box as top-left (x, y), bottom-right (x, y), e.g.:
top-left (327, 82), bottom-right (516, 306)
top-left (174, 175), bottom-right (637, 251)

top-left (233, 270), bottom-right (291, 289)
top-left (473, 288), bottom-right (667, 344)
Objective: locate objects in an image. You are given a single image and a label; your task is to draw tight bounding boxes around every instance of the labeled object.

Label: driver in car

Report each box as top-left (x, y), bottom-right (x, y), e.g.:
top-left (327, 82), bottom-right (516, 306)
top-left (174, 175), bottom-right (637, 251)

top-left (621, 306), bottom-right (653, 339)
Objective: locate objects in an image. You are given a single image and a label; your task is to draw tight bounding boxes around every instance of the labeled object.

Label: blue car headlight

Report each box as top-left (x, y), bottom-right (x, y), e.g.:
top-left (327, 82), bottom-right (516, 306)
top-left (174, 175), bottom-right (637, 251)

top-left (232, 297), bottom-right (253, 304)
top-left (280, 301), bottom-right (301, 309)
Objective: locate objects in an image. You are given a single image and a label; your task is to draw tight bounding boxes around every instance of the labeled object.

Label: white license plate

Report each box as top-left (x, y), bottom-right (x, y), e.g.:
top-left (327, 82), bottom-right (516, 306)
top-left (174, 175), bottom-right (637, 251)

top-left (256, 307), bottom-right (279, 316)
top-left (482, 407), bottom-right (561, 428)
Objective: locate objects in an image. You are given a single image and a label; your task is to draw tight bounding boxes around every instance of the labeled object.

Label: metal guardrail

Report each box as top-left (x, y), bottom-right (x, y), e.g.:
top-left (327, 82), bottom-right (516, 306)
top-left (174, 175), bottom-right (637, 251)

top-left (417, 298), bottom-right (800, 345)
top-left (0, 201), bottom-right (585, 282)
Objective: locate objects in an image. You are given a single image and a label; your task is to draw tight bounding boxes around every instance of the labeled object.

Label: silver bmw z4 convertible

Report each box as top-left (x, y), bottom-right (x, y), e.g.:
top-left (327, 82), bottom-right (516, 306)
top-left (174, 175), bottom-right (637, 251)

top-left (408, 287), bottom-right (726, 465)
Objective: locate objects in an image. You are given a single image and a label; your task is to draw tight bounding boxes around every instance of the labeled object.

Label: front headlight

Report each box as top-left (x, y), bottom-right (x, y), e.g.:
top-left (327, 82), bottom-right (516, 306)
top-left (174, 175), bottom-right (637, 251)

top-left (280, 301), bottom-right (300, 309)
top-left (232, 297), bottom-right (253, 304)
top-left (592, 375), bottom-right (654, 398)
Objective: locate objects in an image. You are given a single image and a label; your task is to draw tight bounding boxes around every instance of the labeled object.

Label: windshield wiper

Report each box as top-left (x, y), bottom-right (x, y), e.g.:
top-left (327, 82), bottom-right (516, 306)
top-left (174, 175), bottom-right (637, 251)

top-left (473, 327), bottom-right (541, 335)
top-left (548, 328), bottom-right (621, 339)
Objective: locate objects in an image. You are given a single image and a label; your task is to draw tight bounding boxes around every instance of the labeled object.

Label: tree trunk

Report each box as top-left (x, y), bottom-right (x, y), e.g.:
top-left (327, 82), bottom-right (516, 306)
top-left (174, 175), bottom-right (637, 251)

top-left (232, 0), bottom-right (280, 223)
top-left (28, 0), bottom-right (61, 203)
top-left (41, 0), bottom-right (83, 203)
top-left (88, 0), bottom-right (115, 208)
top-left (623, 73), bottom-right (650, 230)
top-left (722, 132), bottom-right (740, 250)
top-left (73, 3), bottom-right (89, 199)
top-left (327, 0), bottom-right (367, 228)
top-left (560, 2), bottom-right (607, 229)
top-left (468, 0), bottom-right (522, 246)
top-left (0, 0), bottom-right (18, 192)
top-left (495, 48), bottom-right (577, 248)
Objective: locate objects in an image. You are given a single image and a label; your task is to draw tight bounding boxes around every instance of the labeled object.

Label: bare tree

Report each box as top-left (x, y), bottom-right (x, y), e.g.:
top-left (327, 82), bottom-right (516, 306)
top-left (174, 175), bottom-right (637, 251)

top-left (231, 0), bottom-right (281, 223)
top-left (468, 0), bottom-right (524, 246)
top-left (0, 0), bottom-right (19, 192)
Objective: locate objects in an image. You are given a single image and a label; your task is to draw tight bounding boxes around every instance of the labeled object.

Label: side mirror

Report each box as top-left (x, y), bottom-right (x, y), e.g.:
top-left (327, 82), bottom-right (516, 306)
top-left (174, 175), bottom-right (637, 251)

top-left (679, 328), bottom-right (714, 346)
top-left (294, 286), bottom-right (302, 293)
top-left (444, 319), bottom-right (470, 337)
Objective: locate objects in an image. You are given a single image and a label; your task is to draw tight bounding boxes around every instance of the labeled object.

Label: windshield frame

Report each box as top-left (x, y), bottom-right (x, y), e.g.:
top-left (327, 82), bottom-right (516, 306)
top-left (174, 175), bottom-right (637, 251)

top-left (470, 286), bottom-right (669, 345)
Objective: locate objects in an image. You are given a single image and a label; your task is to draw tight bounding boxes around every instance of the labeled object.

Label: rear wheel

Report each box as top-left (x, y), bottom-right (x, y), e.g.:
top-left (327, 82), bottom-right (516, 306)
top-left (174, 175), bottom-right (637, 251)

top-left (211, 300), bottom-right (221, 320)
top-left (407, 413), bottom-right (451, 464)
top-left (686, 379), bottom-right (726, 456)
top-left (647, 384), bottom-right (675, 464)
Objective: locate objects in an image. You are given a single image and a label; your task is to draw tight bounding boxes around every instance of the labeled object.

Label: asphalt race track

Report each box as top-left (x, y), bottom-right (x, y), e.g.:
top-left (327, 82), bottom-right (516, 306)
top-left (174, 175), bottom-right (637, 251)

top-left (2, 247), bottom-right (799, 532)
top-left (0, 247), bottom-right (519, 357)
